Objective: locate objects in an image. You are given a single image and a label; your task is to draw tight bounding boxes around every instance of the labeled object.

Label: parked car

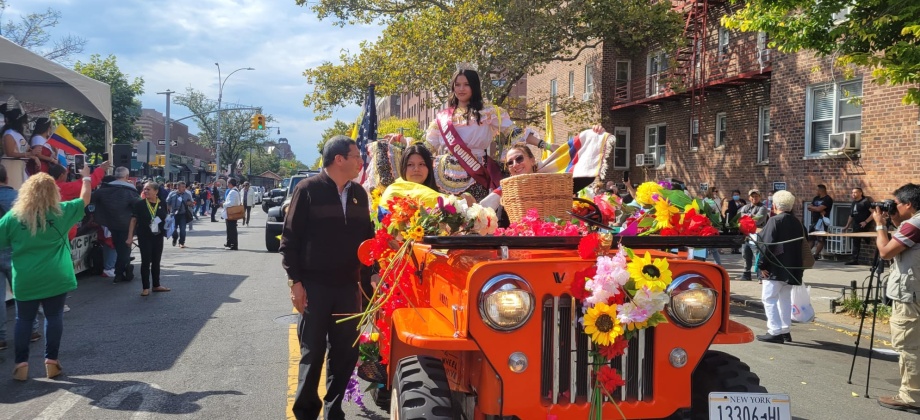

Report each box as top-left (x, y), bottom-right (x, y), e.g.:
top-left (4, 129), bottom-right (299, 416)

top-left (261, 188), bottom-right (286, 213)
top-left (265, 171), bottom-right (319, 252)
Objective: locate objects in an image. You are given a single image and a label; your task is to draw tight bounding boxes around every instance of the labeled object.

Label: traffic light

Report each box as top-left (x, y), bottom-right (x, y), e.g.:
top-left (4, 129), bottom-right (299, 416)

top-left (250, 115), bottom-right (259, 130)
top-left (154, 155), bottom-right (166, 167)
top-left (208, 163), bottom-right (217, 173)
top-left (256, 115), bottom-right (265, 130)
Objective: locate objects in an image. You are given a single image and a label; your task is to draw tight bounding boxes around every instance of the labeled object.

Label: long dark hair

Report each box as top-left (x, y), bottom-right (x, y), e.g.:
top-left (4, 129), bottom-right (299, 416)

top-left (1, 109), bottom-right (26, 135)
top-left (400, 144), bottom-right (438, 191)
top-left (30, 117), bottom-right (52, 143)
top-left (447, 69), bottom-right (484, 124)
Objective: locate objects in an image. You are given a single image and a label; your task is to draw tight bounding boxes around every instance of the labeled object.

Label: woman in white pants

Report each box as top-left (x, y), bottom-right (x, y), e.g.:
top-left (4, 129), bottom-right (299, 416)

top-left (755, 190), bottom-right (805, 343)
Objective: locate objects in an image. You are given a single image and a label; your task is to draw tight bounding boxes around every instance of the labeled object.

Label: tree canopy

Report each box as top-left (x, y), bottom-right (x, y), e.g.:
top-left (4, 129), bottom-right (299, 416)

top-left (298, 0), bottom-right (683, 121)
top-left (1, 1), bottom-right (86, 63)
top-left (173, 87), bottom-right (275, 174)
top-left (53, 54), bottom-right (144, 152)
top-left (723, 0), bottom-right (920, 104)
top-left (313, 120), bottom-right (352, 168)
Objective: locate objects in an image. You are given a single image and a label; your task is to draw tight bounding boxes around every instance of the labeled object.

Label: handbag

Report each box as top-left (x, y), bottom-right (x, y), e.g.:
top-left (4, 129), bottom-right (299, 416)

top-left (226, 204), bottom-right (245, 221)
top-left (791, 285), bottom-right (816, 323)
top-left (800, 227), bottom-right (815, 269)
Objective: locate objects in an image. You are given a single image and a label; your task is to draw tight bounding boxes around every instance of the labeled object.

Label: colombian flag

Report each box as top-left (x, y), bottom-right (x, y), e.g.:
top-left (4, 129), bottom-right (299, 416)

top-left (538, 128), bottom-right (609, 179)
top-left (48, 125), bottom-right (87, 155)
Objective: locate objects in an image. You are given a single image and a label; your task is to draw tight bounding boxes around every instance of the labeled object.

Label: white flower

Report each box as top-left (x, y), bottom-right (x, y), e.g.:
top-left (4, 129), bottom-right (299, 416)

top-left (473, 206), bottom-right (497, 235)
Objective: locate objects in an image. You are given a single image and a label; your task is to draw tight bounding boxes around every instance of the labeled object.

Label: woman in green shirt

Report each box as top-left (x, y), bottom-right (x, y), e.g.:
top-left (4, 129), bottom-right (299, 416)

top-left (0, 170), bottom-right (92, 381)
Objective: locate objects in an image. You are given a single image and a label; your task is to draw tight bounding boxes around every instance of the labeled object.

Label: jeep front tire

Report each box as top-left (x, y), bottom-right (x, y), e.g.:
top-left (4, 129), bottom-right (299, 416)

top-left (390, 355), bottom-right (454, 420)
top-left (688, 350), bottom-right (767, 420)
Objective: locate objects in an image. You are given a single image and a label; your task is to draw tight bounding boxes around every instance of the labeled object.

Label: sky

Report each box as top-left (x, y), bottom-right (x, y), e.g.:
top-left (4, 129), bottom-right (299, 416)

top-left (15, 0), bottom-right (382, 165)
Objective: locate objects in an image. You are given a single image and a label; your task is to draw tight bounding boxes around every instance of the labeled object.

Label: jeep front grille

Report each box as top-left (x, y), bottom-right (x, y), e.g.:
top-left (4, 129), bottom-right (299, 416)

top-left (540, 295), bottom-right (654, 404)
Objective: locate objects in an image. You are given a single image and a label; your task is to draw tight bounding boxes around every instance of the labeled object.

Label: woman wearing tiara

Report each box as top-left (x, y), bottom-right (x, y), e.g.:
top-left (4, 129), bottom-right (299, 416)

top-left (424, 67), bottom-right (549, 201)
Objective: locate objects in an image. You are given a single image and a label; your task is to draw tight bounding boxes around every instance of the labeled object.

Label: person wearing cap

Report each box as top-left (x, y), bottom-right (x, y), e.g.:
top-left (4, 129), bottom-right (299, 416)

top-left (1, 108), bottom-right (38, 187)
top-left (737, 189), bottom-right (770, 281)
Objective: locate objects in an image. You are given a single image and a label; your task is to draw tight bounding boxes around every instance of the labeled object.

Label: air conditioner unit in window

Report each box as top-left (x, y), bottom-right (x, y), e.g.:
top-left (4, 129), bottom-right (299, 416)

top-left (582, 92), bottom-right (592, 101)
top-left (828, 131), bottom-right (861, 152)
top-left (635, 153), bottom-right (656, 167)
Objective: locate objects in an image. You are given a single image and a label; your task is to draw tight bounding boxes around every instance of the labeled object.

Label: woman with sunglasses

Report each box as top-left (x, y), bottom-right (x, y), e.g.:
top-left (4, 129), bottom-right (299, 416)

top-left (424, 68), bottom-right (549, 201)
top-left (478, 143), bottom-right (540, 227)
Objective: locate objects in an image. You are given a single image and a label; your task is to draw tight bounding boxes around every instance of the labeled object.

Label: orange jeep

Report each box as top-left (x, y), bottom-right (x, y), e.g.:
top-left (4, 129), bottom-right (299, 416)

top-left (381, 235), bottom-right (765, 420)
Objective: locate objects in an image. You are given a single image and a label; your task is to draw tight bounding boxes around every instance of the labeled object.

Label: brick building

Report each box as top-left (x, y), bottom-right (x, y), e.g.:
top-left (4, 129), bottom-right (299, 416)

top-left (135, 108), bottom-right (216, 182)
top-left (528, 1), bottom-right (920, 260)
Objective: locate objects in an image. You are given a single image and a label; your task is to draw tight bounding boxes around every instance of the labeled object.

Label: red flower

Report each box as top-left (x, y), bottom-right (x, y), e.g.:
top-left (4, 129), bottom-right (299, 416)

top-left (593, 196), bottom-right (616, 224)
top-left (700, 226), bottom-right (720, 236)
top-left (660, 227), bottom-right (679, 236)
top-left (570, 266), bottom-right (595, 300)
top-left (598, 337), bottom-right (629, 360)
top-left (739, 215), bottom-right (757, 235)
top-left (578, 233), bottom-right (601, 259)
top-left (595, 365), bottom-right (626, 394)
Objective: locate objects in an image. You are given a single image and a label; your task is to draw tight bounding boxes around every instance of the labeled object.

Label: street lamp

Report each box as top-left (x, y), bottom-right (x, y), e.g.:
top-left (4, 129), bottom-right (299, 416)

top-left (215, 63), bottom-right (254, 180)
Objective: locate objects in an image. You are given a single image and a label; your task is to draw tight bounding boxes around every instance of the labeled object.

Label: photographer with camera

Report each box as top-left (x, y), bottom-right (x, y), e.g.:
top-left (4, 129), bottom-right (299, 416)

top-left (871, 183), bottom-right (920, 413)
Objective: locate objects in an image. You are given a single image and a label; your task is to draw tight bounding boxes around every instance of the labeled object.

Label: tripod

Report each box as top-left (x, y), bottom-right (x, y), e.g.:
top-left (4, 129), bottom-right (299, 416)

top-left (846, 234), bottom-right (888, 397)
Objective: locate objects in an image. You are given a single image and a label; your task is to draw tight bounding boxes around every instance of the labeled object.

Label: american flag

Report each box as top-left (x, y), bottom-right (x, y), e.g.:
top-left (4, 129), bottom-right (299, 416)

top-left (356, 83), bottom-right (377, 169)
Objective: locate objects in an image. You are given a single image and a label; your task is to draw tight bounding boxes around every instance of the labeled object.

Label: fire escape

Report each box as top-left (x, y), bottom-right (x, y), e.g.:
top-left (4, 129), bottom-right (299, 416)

top-left (611, 0), bottom-right (773, 143)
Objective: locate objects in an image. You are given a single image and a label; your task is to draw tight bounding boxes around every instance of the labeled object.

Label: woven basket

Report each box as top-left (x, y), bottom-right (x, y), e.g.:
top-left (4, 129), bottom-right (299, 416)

top-left (357, 360), bottom-right (388, 384)
top-left (500, 173), bottom-right (574, 223)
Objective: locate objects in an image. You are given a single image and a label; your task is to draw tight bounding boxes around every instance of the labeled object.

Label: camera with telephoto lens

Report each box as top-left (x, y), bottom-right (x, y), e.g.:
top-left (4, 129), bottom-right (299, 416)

top-left (870, 199), bottom-right (896, 214)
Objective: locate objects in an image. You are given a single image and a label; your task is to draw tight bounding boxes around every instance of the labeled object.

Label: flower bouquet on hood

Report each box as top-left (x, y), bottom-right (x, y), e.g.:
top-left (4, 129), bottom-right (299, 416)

top-left (621, 181), bottom-right (723, 237)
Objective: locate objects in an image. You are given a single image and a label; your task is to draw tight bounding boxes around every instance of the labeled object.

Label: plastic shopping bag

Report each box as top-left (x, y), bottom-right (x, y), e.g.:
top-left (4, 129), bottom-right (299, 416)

top-left (164, 214), bottom-right (176, 238)
top-left (791, 285), bottom-right (815, 323)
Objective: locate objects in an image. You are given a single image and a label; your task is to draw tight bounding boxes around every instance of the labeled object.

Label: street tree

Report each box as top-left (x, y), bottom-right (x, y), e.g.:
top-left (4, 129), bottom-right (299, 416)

top-left (53, 54), bottom-right (144, 152)
top-left (0, 2), bottom-right (86, 63)
top-left (173, 87), bottom-right (274, 174)
top-left (378, 117), bottom-right (423, 140)
top-left (723, 0), bottom-right (920, 105)
top-left (297, 0), bottom-right (683, 122)
top-left (313, 119), bottom-right (352, 168)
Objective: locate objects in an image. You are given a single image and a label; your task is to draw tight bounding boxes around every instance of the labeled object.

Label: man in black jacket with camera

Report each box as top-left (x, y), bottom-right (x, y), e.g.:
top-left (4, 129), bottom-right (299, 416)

top-left (280, 136), bottom-right (373, 420)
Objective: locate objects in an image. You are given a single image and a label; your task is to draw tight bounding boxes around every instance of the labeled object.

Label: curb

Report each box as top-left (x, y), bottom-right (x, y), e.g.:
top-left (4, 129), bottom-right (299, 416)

top-left (729, 294), bottom-right (892, 342)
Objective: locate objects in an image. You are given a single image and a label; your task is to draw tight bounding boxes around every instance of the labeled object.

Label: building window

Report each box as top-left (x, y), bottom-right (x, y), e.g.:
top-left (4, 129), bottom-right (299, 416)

top-left (568, 71), bottom-right (575, 98)
top-left (715, 113), bottom-right (727, 148)
top-left (550, 79), bottom-right (558, 112)
top-left (612, 127), bottom-right (630, 169)
top-left (805, 79), bottom-right (862, 154)
top-left (718, 26), bottom-right (730, 58)
top-left (646, 51), bottom-right (668, 97)
top-left (645, 124), bottom-right (667, 168)
top-left (689, 118), bottom-right (700, 150)
top-left (585, 63), bottom-right (595, 96)
top-left (757, 107), bottom-right (770, 163)
top-left (614, 60), bottom-right (630, 102)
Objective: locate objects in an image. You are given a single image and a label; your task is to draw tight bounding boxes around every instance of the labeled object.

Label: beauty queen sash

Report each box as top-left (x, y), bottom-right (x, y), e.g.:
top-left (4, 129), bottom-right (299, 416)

top-left (435, 108), bottom-right (501, 190)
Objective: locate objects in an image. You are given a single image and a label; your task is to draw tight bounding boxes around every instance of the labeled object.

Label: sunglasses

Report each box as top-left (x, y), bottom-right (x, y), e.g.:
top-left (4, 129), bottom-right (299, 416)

top-left (506, 155), bottom-right (525, 166)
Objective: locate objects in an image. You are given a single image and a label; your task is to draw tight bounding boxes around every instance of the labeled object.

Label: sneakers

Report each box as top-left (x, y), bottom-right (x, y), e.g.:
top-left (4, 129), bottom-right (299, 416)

top-left (878, 396), bottom-right (920, 413)
top-left (30, 332), bottom-right (41, 342)
top-left (102, 269), bottom-right (116, 278)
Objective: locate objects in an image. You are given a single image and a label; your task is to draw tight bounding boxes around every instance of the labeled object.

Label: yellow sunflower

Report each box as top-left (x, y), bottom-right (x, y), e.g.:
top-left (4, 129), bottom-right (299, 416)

top-left (583, 302), bottom-right (623, 346)
top-left (654, 198), bottom-right (680, 228)
top-left (635, 182), bottom-right (661, 206)
top-left (407, 225), bottom-right (425, 241)
top-left (627, 252), bottom-right (674, 292)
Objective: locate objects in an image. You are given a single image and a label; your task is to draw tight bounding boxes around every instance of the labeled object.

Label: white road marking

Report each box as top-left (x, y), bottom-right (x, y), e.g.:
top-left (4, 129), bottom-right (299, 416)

top-left (34, 386), bottom-right (92, 420)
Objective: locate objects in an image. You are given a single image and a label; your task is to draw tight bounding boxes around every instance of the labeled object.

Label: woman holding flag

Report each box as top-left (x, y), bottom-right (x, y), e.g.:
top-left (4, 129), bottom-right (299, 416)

top-left (423, 67), bottom-right (549, 200)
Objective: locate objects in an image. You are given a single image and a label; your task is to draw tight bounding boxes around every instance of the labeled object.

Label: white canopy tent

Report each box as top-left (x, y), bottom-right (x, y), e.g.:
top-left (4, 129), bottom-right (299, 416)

top-left (0, 36), bottom-right (113, 153)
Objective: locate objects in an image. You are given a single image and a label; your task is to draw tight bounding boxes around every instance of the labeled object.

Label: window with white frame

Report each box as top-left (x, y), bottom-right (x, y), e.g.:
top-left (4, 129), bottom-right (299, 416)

top-left (550, 78), bottom-right (558, 112)
top-left (614, 60), bottom-right (630, 102)
top-left (718, 26), bottom-right (730, 58)
top-left (757, 107), bottom-right (770, 163)
top-left (612, 127), bottom-right (630, 168)
top-left (715, 113), bottom-right (727, 148)
top-left (805, 79), bottom-right (862, 154)
top-left (646, 124), bottom-right (667, 168)
top-left (568, 71), bottom-right (575, 98)
top-left (646, 51), bottom-right (668, 97)
top-left (689, 118), bottom-right (700, 149)
top-left (584, 63), bottom-right (595, 101)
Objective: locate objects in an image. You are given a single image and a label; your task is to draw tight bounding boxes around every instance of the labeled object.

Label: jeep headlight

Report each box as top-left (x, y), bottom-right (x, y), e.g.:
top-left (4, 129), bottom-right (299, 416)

top-left (667, 274), bottom-right (718, 327)
top-left (479, 275), bottom-right (534, 331)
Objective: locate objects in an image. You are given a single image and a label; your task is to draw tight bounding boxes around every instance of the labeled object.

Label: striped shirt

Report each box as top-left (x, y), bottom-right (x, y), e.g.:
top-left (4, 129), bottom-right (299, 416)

top-left (888, 213), bottom-right (920, 302)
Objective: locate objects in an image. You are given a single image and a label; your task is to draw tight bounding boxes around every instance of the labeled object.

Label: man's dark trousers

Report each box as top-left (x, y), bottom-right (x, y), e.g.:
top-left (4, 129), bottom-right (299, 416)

top-left (173, 213), bottom-right (187, 246)
top-left (110, 229), bottom-right (132, 279)
top-left (292, 281), bottom-right (360, 420)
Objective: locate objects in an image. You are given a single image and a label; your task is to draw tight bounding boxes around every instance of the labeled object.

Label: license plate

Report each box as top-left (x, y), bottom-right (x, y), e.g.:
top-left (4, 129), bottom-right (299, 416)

top-left (708, 392), bottom-right (791, 420)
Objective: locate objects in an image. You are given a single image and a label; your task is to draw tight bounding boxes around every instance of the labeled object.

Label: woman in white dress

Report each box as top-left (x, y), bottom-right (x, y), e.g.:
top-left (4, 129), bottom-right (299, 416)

top-left (424, 68), bottom-right (548, 200)
top-left (1, 108), bottom-right (37, 188)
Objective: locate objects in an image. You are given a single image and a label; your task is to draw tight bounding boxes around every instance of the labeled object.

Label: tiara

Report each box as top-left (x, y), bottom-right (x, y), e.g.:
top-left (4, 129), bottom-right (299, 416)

top-left (455, 62), bottom-right (478, 72)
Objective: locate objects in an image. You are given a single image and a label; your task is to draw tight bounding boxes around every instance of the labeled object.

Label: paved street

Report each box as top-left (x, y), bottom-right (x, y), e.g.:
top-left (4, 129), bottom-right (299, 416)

top-left (0, 217), bottom-right (913, 419)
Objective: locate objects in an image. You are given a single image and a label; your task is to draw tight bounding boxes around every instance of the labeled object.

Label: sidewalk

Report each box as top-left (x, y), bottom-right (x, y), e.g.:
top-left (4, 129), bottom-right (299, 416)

top-left (715, 251), bottom-right (887, 335)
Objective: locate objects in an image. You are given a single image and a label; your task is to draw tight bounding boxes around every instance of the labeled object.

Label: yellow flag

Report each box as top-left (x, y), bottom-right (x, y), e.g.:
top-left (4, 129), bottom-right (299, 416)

top-left (543, 103), bottom-right (554, 160)
top-left (350, 112), bottom-right (362, 140)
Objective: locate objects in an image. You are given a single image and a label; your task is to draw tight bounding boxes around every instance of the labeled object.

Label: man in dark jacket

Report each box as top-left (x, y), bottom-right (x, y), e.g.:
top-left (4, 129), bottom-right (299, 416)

top-left (756, 190), bottom-right (804, 343)
top-left (91, 166), bottom-right (138, 283)
top-left (280, 136), bottom-right (373, 420)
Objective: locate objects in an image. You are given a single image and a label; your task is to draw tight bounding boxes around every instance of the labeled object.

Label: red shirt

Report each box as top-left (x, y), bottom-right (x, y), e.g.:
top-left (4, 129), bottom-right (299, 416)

top-left (56, 166), bottom-right (106, 201)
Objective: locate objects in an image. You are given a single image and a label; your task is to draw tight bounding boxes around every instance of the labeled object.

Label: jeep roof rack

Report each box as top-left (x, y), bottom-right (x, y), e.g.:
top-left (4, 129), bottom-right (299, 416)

top-left (421, 235), bottom-right (745, 250)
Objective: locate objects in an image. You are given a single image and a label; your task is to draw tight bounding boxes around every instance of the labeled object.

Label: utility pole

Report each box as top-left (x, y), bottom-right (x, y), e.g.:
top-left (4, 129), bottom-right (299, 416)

top-left (158, 89), bottom-right (175, 181)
